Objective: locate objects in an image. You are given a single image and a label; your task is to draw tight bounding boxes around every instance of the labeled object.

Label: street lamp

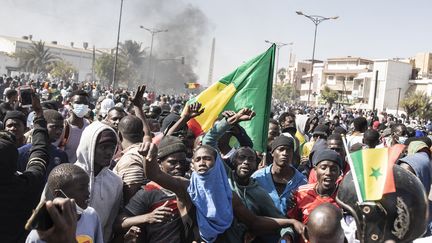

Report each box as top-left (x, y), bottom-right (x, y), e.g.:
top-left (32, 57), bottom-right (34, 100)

top-left (265, 40), bottom-right (293, 83)
top-left (296, 11), bottom-right (338, 105)
top-left (139, 26), bottom-right (168, 87)
top-left (112, 0), bottom-right (124, 89)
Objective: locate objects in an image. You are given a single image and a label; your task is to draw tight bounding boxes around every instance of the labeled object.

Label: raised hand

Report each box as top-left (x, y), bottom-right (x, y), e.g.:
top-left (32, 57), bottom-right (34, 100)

top-left (235, 108), bottom-right (256, 122)
top-left (138, 142), bottom-right (158, 162)
top-left (131, 85), bottom-right (146, 107)
top-left (221, 110), bottom-right (236, 118)
top-left (184, 102), bottom-right (205, 119)
top-left (31, 92), bottom-right (43, 118)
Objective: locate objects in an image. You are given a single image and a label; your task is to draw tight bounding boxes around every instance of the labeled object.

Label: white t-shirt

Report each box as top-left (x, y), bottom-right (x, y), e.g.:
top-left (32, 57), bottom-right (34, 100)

top-left (65, 119), bottom-right (89, 163)
top-left (26, 206), bottom-right (103, 243)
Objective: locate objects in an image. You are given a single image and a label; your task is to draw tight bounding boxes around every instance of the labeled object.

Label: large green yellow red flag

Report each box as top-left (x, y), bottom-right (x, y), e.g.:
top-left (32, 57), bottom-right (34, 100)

top-left (186, 44), bottom-right (275, 152)
top-left (348, 145), bottom-right (405, 202)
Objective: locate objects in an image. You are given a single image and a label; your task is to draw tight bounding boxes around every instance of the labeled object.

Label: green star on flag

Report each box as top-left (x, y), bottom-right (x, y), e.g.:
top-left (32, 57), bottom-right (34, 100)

top-left (370, 167), bottom-right (382, 180)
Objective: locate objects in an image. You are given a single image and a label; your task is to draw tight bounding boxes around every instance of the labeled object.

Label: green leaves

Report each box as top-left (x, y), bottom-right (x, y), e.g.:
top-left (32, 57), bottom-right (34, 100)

top-left (401, 91), bottom-right (432, 119)
top-left (320, 85), bottom-right (339, 108)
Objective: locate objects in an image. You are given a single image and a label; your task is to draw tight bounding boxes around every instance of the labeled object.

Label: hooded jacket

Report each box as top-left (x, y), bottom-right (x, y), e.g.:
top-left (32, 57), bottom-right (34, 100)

top-left (75, 121), bottom-right (123, 242)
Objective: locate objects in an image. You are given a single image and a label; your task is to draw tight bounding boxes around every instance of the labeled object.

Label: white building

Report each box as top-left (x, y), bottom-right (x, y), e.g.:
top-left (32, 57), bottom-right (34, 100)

top-left (0, 35), bottom-right (102, 81)
top-left (0, 51), bottom-right (18, 75)
top-left (351, 59), bottom-right (412, 114)
top-left (322, 57), bottom-right (374, 102)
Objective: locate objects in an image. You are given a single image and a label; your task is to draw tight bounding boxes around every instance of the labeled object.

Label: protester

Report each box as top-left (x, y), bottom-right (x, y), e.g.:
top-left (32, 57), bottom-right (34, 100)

top-left (18, 109), bottom-right (69, 179)
top-left (26, 164), bottom-right (103, 243)
top-left (60, 90), bottom-right (91, 163)
top-left (252, 135), bottom-right (307, 215)
top-left (0, 93), bottom-right (49, 242)
top-left (75, 121), bottom-right (123, 241)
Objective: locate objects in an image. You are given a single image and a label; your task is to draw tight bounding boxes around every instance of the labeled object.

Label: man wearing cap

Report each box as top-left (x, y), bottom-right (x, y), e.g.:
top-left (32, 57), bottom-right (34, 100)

top-left (302, 124), bottom-right (329, 161)
top-left (3, 110), bottom-right (27, 147)
top-left (252, 135), bottom-right (307, 215)
top-left (288, 149), bottom-right (341, 224)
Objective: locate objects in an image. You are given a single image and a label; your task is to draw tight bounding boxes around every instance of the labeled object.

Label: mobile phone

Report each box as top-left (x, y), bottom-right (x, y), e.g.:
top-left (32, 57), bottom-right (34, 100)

top-left (20, 88), bottom-right (32, 107)
top-left (25, 200), bottom-right (54, 231)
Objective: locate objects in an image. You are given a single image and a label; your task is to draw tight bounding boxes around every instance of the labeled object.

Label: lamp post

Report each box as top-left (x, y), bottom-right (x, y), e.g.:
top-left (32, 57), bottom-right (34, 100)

top-left (265, 40), bottom-right (293, 83)
top-left (112, 0), bottom-right (124, 89)
top-left (139, 26), bottom-right (168, 88)
top-left (296, 11), bottom-right (338, 105)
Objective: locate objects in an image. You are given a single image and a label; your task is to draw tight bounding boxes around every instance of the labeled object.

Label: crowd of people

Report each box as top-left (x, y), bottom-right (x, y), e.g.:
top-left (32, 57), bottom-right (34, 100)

top-left (1, 75), bottom-right (432, 243)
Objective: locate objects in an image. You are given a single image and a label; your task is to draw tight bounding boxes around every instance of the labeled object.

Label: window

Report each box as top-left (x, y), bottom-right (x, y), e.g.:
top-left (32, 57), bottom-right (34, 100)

top-left (302, 68), bottom-right (306, 72)
top-left (328, 75), bottom-right (334, 80)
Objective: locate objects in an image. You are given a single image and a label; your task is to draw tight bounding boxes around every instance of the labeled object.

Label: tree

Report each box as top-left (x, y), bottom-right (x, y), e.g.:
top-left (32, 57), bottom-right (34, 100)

top-left (95, 53), bottom-right (129, 86)
top-left (120, 40), bottom-right (146, 68)
top-left (49, 60), bottom-right (77, 81)
top-left (320, 85), bottom-right (339, 108)
top-left (273, 82), bottom-right (295, 103)
top-left (120, 40), bottom-right (146, 86)
top-left (17, 41), bottom-right (59, 74)
top-left (277, 68), bottom-right (287, 82)
top-left (401, 91), bottom-right (432, 120)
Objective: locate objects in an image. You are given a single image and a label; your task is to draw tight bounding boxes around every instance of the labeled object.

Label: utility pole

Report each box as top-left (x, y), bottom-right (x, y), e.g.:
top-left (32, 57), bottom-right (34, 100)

top-left (207, 38), bottom-right (216, 87)
top-left (372, 71), bottom-right (379, 114)
top-left (92, 45), bottom-right (95, 84)
top-left (396, 87), bottom-right (402, 116)
top-left (139, 26), bottom-right (168, 88)
top-left (112, 0), bottom-right (124, 89)
top-left (296, 11), bottom-right (338, 105)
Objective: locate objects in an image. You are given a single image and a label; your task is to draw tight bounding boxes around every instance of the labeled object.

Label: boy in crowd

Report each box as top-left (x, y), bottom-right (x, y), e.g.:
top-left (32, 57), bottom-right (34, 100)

top-left (18, 109), bottom-right (69, 180)
top-left (75, 121), bottom-right (123, 241)
top-left (26, 164), bottom-right (103, 243)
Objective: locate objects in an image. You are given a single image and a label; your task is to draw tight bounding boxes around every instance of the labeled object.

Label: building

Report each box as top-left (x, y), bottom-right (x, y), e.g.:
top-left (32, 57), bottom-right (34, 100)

top-left (322, 56), bottom-right (374, 102)
top-left (0, 35), bottom-right (102, 81)
top-left (0, 51), bottom-right (18, 75)
top-left (351, 59), bottom-right (412, 114)
top-left (287, 60), bottom-right (324, 104)
top-left (414, 52), bottom-right (432, 79)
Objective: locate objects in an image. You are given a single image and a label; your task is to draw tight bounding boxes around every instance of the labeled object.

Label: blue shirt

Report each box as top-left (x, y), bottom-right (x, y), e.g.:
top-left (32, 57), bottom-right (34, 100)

top-left (18, 143), bottom-right (69, 181)
top-left (252, 164), bottom-right (307, 215)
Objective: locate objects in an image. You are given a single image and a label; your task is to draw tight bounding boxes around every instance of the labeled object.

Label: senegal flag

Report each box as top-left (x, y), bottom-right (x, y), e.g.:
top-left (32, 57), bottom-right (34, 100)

top-left (349, 145), bottom-right (405, 202)
top-left (186, 45), bottom-right (275, 152)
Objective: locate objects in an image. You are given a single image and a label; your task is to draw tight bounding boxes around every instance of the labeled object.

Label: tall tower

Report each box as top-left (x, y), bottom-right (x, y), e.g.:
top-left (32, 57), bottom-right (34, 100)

top-left (207, 38), bottom-right (216, 86)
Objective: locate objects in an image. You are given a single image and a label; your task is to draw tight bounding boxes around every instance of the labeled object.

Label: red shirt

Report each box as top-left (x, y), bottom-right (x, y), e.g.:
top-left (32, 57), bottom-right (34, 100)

top-left (287, 183), bottom-right (339, 224)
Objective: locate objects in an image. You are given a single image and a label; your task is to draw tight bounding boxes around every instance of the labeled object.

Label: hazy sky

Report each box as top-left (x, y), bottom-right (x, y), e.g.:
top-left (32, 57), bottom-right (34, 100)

top-left (1, 0), bottom-right (431, 84)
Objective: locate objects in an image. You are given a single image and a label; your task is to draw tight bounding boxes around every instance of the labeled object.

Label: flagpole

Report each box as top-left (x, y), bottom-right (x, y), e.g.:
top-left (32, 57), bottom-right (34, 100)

top-left (342, 135), bottom-right (364, 203)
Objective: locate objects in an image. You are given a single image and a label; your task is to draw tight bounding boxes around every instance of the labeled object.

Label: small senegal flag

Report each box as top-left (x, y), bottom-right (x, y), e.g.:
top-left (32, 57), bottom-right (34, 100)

top-left (185, 45), bottom-right (275, 152)
top-left (185, 82), bottom-right (200, 89)
top-left (348, 145), bottom-right (405, 202)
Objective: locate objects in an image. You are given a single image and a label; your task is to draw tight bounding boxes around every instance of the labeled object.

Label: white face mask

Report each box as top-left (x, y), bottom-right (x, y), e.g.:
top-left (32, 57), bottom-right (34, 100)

top-left (398, 136), bottom-right (408, 144)
top-left (72, 104), bottom-right (89, 118)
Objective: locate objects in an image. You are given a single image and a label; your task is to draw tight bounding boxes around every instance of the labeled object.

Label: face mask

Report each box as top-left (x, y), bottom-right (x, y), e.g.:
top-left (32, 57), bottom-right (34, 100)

top-left (72, 104), bottom-right (89, 118)
top-left (398, 136), bottom-right (408, 144)
top-left (55, 189), bottom-right (86, 215)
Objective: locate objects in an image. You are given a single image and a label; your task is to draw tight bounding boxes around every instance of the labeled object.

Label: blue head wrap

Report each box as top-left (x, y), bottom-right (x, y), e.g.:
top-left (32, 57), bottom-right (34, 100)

top-left (187, 150), bottom-right (233, 242)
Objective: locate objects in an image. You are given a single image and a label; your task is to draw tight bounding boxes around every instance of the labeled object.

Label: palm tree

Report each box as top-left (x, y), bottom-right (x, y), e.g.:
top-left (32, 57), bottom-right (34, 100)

top-left (119, 40), bottom-right (146, 86)
top-left (120, 40), bottom-right (146, 68)
top-left (18, 41), bottom-right (59, 74)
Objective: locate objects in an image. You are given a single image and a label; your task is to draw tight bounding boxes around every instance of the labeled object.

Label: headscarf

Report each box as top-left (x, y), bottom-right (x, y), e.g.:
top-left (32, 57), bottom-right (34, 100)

top-left (408, 141), bottom-right (429, 155)
top-left (187, 149), bottom-right (233, 242)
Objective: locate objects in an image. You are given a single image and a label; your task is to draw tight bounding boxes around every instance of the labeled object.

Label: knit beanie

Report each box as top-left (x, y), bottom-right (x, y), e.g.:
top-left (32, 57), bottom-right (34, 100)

top-left (271, 135), bottom-right (295, 153)
top-left (3, 110), bottom-right (26, 126)
top-left (312, 148), bottom-right (343, 169)
top-left (158, 136), bottom-right (186, 159)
